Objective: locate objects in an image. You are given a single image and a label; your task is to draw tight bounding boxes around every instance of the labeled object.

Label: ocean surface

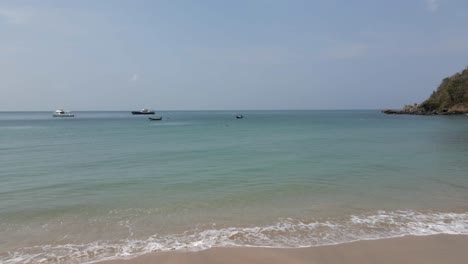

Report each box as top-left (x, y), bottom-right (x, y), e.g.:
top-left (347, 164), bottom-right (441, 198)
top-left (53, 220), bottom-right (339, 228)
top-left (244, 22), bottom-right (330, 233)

top-left (0, 110), bottom-right (467, 264)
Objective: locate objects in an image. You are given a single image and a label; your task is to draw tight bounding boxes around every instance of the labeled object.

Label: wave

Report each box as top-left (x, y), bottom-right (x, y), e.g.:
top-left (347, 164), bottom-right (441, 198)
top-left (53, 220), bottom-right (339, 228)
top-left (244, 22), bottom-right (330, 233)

top-left (1, 210), bottom-right (467, 264)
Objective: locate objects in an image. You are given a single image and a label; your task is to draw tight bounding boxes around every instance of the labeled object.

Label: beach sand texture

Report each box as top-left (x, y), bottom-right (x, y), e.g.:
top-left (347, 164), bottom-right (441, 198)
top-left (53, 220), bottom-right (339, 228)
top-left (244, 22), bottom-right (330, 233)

top-left (101, 235), bottom-right (468, 264)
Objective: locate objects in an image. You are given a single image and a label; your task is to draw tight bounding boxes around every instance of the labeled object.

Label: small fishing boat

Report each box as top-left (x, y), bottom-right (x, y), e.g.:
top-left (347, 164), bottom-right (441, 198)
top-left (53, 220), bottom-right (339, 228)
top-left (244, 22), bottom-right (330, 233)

top-left (236, 115), bottom-right (244, 119)
top-left (148, 116), bottom-right (163, 121)
top-left (132, 108), bottom-right (155, 115)
top-left (53, 109), bottom-right (74, 117)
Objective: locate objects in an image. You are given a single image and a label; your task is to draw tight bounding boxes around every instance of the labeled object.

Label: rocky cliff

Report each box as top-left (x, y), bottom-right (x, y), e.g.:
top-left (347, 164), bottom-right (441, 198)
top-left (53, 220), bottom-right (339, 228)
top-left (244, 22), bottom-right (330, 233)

top-left (383, 67), bottom-right (468, 115)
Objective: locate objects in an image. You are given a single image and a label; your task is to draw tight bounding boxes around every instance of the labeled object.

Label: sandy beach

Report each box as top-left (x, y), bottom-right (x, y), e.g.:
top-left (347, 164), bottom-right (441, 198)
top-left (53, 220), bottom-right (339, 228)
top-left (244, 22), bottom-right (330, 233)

top-left (100, 234), bottom-right (468, 264)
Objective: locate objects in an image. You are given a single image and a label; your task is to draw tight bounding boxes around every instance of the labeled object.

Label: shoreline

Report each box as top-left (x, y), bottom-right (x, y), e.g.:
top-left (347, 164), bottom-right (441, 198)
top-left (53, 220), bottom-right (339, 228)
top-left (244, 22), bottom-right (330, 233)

top-left (382, 109), bottom-right (468, 115)
top-left (99, 234), bottom-right (468, 264)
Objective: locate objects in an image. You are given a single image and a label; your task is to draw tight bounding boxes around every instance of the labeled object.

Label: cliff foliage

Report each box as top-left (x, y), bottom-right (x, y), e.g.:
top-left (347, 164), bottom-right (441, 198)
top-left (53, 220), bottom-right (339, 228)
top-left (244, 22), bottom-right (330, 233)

top-left (384, 67), bottom-right (468, 115)
top-left (420, 68), bottom-right (468, 112)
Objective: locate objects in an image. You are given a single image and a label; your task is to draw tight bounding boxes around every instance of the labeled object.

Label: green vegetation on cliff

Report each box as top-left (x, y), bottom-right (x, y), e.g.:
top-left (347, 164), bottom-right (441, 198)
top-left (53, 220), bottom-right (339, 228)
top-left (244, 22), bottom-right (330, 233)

top-left (420, 67), bottom-right (468, 112)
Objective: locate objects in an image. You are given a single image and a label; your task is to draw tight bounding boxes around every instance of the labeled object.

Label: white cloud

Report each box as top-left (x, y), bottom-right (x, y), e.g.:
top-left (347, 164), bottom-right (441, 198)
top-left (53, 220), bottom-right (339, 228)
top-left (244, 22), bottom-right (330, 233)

top-left (0, 8), bottom-right (30, 24)
top-left (426, 0), bottom-right (439, 12)
top-left (130, 73), bottom-right (140, 82)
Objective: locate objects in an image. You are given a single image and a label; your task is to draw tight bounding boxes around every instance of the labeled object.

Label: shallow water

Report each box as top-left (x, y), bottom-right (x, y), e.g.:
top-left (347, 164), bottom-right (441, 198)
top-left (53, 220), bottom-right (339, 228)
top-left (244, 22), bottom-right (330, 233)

top-left (0, 111), bottom-right (467, 263)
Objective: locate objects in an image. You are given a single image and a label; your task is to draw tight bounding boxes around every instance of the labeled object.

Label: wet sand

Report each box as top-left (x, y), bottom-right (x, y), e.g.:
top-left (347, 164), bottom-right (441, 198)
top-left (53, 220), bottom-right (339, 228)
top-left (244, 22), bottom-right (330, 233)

top-left (100, 234), bottom-right (468, 264)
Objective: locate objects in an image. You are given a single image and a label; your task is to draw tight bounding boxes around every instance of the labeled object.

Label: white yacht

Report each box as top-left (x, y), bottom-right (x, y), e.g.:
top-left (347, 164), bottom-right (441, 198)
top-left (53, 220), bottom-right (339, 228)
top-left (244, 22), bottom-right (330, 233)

top-left (53, 109), bottom-right (74, 117)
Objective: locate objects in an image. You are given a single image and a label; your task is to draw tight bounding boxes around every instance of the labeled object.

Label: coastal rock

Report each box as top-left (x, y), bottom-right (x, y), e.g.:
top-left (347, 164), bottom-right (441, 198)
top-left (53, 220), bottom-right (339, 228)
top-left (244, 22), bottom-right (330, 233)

top-left (383, 67), bottom-right (468, 115)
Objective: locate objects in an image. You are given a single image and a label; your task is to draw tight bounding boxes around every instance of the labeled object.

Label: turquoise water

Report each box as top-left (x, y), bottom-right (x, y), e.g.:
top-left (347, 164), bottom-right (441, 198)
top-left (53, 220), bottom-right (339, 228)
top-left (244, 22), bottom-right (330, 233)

top-left (0, 111), bottom-right (467, 263)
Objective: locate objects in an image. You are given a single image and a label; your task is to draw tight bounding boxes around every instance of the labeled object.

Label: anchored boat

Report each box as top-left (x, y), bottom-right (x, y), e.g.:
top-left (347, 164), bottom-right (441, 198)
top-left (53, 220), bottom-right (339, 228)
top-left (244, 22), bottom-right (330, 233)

top-left (131, 108), bottom-right (155, 115)
top-left (148, 116), bottom-right (163, 121)
top-left (53, 109), bottom-right (74, 117)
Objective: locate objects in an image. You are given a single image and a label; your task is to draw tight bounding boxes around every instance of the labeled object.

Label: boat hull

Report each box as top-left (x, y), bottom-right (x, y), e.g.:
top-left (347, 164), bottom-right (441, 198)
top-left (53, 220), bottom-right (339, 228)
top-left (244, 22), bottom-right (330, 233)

top-left (148, 117), bottom-right (162, 121)
top-left (53, 114), bottom-right (74, 117)
top-left (132, 111), bottom-right (155, 115)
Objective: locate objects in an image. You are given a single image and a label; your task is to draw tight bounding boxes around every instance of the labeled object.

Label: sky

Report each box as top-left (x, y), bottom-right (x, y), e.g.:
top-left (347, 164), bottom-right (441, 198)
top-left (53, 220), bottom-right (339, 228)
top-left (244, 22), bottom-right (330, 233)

top-left (1, 0), bottom-right (468, 110)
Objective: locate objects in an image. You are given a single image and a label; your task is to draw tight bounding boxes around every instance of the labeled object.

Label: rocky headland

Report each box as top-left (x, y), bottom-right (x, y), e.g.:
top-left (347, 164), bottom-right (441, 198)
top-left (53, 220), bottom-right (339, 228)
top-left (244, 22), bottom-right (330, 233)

top-left (383, 67), bottom-right (468, 115)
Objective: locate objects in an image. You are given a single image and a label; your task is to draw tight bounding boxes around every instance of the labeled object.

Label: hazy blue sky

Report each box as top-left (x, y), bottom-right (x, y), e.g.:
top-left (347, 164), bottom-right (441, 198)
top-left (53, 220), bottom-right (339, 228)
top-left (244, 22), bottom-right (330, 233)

top-left (1, 0), bottom-right (467, 110)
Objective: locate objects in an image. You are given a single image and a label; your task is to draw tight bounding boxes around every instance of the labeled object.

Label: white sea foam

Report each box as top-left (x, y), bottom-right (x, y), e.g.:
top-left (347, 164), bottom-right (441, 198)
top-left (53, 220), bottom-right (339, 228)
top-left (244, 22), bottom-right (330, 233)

top-left (1, 210), bottom-right (467, 264)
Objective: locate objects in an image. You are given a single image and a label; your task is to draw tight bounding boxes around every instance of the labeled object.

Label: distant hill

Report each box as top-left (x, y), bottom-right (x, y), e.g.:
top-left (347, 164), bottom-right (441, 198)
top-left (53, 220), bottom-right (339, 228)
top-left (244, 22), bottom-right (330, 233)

top-left (384, 67), bottom-right (468, 115)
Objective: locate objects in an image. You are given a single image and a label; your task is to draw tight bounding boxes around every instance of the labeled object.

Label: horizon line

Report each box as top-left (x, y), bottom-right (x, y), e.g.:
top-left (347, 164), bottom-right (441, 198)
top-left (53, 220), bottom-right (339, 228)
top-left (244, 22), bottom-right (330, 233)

top-left (0, 109), bottom-right (386, 112)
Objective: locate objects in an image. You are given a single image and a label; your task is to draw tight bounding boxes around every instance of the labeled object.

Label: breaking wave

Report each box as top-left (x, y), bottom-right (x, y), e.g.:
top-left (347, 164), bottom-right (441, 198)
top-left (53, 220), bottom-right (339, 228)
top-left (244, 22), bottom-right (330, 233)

top-left (1, 210), bottom-right (467, 264)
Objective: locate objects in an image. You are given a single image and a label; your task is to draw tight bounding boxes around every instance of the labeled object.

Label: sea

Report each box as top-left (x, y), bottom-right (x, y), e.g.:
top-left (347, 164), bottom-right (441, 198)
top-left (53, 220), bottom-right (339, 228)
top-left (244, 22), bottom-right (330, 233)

top-left (0, 110), bottom-right (467, 264)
